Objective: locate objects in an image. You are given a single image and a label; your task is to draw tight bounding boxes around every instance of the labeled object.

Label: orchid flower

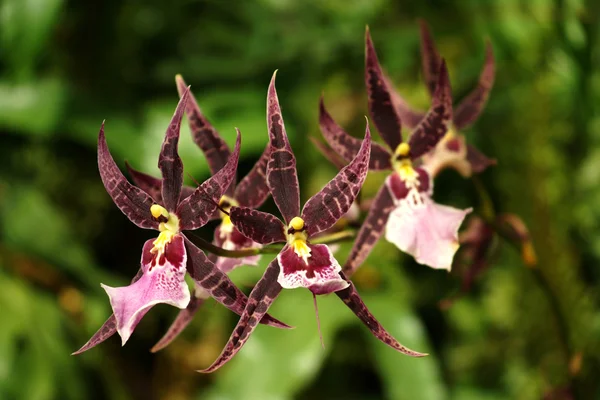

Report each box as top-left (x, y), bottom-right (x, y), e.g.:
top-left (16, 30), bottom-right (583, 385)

top-left (319, 28), bottom-right (471, 274)
top-left (73, 88), bottom-right (288, 355)
top-left (124, 76), bottom-right (273, 352)
top-left (199, 72), bottom-right (426, 373)
top-left (390, 20), bottom-right (496, 178)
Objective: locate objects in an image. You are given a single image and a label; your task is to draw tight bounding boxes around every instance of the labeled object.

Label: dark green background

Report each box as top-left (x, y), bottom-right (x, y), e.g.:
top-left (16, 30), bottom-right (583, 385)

top-left (1, 0), bottom-right (599, 399)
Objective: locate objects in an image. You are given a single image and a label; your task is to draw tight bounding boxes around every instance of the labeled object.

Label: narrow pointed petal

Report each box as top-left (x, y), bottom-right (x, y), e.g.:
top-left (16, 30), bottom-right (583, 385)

top-left (319, 97), bottom-right (392, 170)
top-left (466, 144), bottom-right (496, 174)
top-left (176, 75), bottom-right (233, 186)
top-left (365, 28), bottom-right (402, 150)
top-left (310, 137), bottom-right (347, 170)
top-left (125, 162), bottom-right (163, 204)
top-left (229, 206), bottom-right (286, 244)
top-left (453, 41), bottom-right (496, 129)
top-left (342, 184), bottom-right (394, 277)
top-left (214, 225), bottom-right (262, 273)
top-left (278, 244), bottom-right (349, 295)
top-left (234, 143), bottom-right (271, 208)
top-left (302, 124), bottom-right (371, 236)
top-left (199, 259), bottom-right (283, 373)
top-left (183, 236), bottom-right (290, 329)
top-left (98, 124), bottom-right (158, 230)
top-left (407, 60), bottom-right (453, 159)
top-left (150, 294), bottom-right (207, 352)
top-left (266, 72), bottom-right (300, 224)
top-left (159, 87), bottom-right (189, 211)
top-left (385, 196), bottom-right (471, 270)
top-left (177, 130), bottom-right (240, 231)
top-left (102, 236), bottom-right (190, 345)
top-left (335, 274), bottom-right (426, 356)
top-left (383, 73), bottom-right (427, 130)
top-left (419, 19), bottom-right (442, 96)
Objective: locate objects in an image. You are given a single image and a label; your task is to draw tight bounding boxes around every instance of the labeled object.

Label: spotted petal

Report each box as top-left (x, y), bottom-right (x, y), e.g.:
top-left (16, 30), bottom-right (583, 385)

top-left (177, 130), bottom-right (240, 231)
top-left (266, 71), bottom-right (300, 224)
top-left (126, 162), bottom-right (196, 205)
top-left (418, 19), bottom-right (443, 96)
top-left (302, 123), bottom-right (371, 237)
top-left (101, 235), bottom-right (190, 345)
top-left (365, 27), bottom-right (402, 150)
top-left (199, 259), bottom-right (283, 373)
top-left (318, 97), bottom-right (392, 170)
top-left (453, 40), bottom-right (495, 130)
top-left (234, 143), bottom-right (271, 209)
top-left (229, 206), bottom-right (286, 244)
top-left (385, 192), bottom-right (471, 271)
top-left (98, 123), bottom-right (158, 230)
top-left (278, 244), bottom-right (349, 295)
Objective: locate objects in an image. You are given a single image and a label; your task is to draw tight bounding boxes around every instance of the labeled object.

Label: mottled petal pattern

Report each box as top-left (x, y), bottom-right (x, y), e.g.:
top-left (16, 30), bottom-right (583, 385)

top-left (159, 87), bottom-right (189, 211)
top-left (177, 130), bottom-right (240, 231)
top-left (278, 244), bottom-right (349, 295)
top-left (407, 60), bottom-right (453, 160)
top-left (234, 144), bottom-right (271, 208)
top-left (266, 72), bottom-right (300, 224)
top-left (229, 206), bottom-right (286, 244)
top-left (335, 273), bottom-right (427, 357)
top-left (419, 19), bottom-right (442, 96)
top-left (453, 41), bottom-right (496, 130)
top-left (72, 315), bottom-right (118, 355)
top-left (384, 72), bottom-right (427, 130)
top-left (342, 184), bottom-right (395, 277)
top-left (302, 124), bottom-right (371, 236)
top-left (310, 137), bottom-right (347, 170)
top-left (319, 97), bottom-right (392, 170)
top-left (200, 259), bottom-right (283, 373)
top-left (98, 124), bottom-right (158, 230)
top-left (365, 28), bottom-right (402, 150)
top-left (125, 162), bottom-right (163, 204)
top-left (102, 235), bottom-right (190, 345)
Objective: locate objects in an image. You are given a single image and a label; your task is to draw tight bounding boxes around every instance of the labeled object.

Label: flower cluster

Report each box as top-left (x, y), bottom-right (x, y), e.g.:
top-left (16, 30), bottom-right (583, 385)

top-left (74, 22), bottom-right (532, 373)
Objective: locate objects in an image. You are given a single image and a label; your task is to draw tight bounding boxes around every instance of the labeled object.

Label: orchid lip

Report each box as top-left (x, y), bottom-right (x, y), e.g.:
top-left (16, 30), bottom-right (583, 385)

top-left (149, 204), bottom-right (180, 255)
top-left (286, 217), bottom-right (311, 264)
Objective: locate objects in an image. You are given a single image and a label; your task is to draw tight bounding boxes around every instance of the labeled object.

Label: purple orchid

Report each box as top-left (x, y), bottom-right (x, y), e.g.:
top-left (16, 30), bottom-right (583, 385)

top-left (124, 76), bottom-right (274, 352)
top-left (199, 72), bottom-right (426, 373)
top-left (319, 28), bottom-right (471, 274)
top-left (391, 20), bottom-right (496, 178)
top-left (73, 88), bottom-right (288, 355)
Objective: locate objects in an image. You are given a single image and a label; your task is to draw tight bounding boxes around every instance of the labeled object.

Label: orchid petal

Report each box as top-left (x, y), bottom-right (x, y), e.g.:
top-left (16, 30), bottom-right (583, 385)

top-left (383, 72), bottom-right (427, 130)
top-left (335, 273), bottom-right (427, 357)
top-left (277, 244), bottom-right (349, 295)
top-left (302, 123), bottom-right (371, 236)
top-left (98, 123), bottom-right (158, 230)
top-left (159, 87), bottom-right (189, 211)
top-left (176, 75), bottom-right (233, 192)
top-left (407, 60), bottom-right (453, 160)
top-left (229, 206), bottom-right (286, 244)
top-left (199, 259), bottom-right (283, 373)
top-left (213, 225), bottom-right (261, 273)
top-left (126, 162), bottom-right (196, 205)
top-left (183, 236), bottom-right (290, 329)
top-left (177, 130), bottom-right (240, 231)
top-left (234, 143), bottom-right (271, 208)
top-left (385, 195), bottom-right (471, 271)
top-left (453, 41), bottom-right (495, 130)
top-left (422, 134), bottom-right (471, 178)
top-left (466, 143), bottom-right (496, 174)
top-left (266, 71), bottom-right (300, 224)
top-left (318, 97), bottom-right (392, 170)
top-left (365, 27), bottom-right (402, 150)
top-left (418, 19), bottom-right (442, 97)
top-left (310, 137), bottom-right (347, 170)
top-left (342, 184), bottom-right (395, 277)
top-left (102, 235), bottom-right (190, 345)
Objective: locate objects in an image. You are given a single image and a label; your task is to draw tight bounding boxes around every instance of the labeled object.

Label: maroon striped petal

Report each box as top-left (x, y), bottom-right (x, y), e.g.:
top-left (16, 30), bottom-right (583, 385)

top-left (310, 137), bottom-right (347, 170)
top-left (319, 96), bottom-right (392, 171)
top-left (98, 123), bottom-right (158, 230)
top-left (466, 144), bottom-right (496, 174)
top-left (365, 28), bottom-right (402, 151)
top-left (383, 73), bottom-right (427, 130)
top-left (419, 19), bottom-right (442, 97)
top-left (176, 75), bottom-right (233, 192)
top-left (159, 87), bottom-right (189, 211)
top-left (266, 72), bottom-right (300, 224)
top-left (342, 184), bottom-right (394, 277)
top-left (183, 236), bottom-right (289, 329)
top-left (302, 123), bottom-right (371, 237)
top-left (407, 60), bottom-right (453, 160)
top-left (453, 41), bottom-right (495, 130)
top-left (125, 162), bottom-right (163, 204)
top-left (199, 259), bottom-right (283, 373)
top-left (177, 130), bottom-right (240, 231)
top-left (234, 143), bottom-right (271, 208)
top-left (229, 206), bottom-right (286, 244)
top-left (335, 273), bottom-right (427, 357)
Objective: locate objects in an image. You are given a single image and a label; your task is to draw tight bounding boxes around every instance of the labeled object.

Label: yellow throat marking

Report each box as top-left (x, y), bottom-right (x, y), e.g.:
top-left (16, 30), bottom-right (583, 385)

top-left (150, 204), bottom-right (180, 255)
top-left (392, 143), bottom-right (418, 185)
top-left (218, 195), bottom-right (239, 236)
top-left (287, 217), bottom-right (311, 264)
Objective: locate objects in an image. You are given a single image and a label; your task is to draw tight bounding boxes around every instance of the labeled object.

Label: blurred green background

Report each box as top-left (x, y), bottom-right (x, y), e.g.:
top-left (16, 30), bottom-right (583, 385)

top-left (1, 0), bottom-right (600, 399)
